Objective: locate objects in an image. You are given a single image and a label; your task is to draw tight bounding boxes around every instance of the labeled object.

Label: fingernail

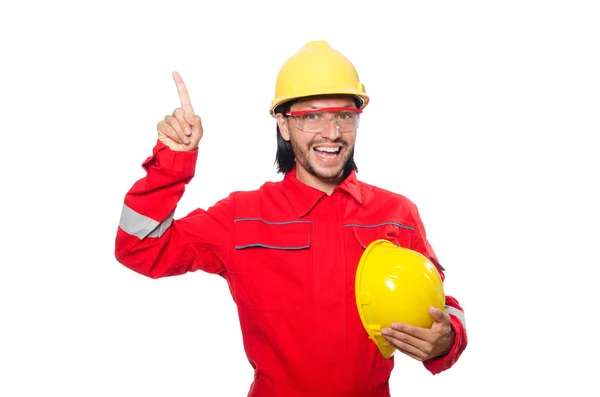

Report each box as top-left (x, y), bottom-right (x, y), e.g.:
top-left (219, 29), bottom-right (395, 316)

top-left (183, 136), bottom-right (190, 144)
top-left (381, 328), bottom-right (390, 335)
top-left (184, 127), bottom-right (191, 135)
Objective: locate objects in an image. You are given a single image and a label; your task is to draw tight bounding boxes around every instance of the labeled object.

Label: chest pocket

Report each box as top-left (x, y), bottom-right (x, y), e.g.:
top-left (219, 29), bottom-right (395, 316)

top-left (231, 218), bottom-right (312, 314)
top-left (345, 221), bottom-right (415, 250)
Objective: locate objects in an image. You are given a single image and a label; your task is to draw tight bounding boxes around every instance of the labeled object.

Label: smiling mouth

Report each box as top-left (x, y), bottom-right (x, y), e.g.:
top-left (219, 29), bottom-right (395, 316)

top-left (313, 146), bottom-right (341, 158)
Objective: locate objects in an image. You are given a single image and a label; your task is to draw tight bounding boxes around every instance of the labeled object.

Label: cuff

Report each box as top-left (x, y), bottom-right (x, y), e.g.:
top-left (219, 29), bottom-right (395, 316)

top-left (422, 314), bottom-right (468, 375)
top-left (142, 139), bottom-right (199, 179)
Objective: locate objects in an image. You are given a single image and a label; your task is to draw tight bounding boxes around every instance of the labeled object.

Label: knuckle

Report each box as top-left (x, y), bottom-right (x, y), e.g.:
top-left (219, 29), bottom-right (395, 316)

top-left (422, 345), bottom-right (434, 356)
top-left (167, 118), bottom-right (182, 132)
top-left (162, 125), bottom-right (173, 136)
top-left (158, 121), bottom-right (170, 133)
top-left (173, 108), bottom-right (184, 119)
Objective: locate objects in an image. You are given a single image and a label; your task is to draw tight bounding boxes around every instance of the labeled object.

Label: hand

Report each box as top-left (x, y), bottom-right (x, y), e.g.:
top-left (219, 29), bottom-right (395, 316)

top-left (156, 71), bottom-right (204, 151)
top-left (381, 306), bottom-right (455, 362)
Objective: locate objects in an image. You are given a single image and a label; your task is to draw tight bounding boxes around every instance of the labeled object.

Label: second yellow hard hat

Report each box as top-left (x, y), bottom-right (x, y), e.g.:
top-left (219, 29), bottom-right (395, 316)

top-left (355, 240), bottom-right (445, 359)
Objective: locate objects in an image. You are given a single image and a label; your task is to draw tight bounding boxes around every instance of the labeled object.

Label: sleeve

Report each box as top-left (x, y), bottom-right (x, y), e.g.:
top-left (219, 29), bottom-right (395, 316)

top-left (410, 205), bottom-right (468, 374)
top-left (114, 140), bottom-right (233, 279)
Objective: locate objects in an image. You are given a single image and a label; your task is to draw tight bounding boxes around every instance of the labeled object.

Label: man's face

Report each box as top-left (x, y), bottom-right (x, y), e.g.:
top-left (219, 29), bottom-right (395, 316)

top-left (277, 96), bottom-right (359, 182)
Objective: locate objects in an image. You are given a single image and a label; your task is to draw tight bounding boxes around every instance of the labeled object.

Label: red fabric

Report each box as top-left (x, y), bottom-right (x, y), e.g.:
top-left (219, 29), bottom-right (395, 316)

top-left (115, 140), bottom-right (468, 396)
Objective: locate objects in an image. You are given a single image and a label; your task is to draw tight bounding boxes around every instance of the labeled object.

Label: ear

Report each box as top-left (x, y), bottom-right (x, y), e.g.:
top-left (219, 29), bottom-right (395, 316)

top-left (276, 114), bottom-right (291, 141)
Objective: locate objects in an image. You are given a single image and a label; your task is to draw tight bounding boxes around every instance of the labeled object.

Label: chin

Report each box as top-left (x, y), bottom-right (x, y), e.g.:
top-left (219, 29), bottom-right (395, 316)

top-left (312, 164), bottom-right (346, 180)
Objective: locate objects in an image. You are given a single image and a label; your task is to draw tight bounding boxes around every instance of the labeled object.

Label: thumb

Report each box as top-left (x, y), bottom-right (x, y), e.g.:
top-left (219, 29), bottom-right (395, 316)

top-left (186, 112), bottom-right (204, 137)
top-left (429, 306), bottom-right (448, 323)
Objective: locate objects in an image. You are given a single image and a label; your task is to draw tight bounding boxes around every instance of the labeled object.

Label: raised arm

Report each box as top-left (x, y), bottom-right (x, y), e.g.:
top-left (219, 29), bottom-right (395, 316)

top-left (114, 72), bottom-right (231, 279)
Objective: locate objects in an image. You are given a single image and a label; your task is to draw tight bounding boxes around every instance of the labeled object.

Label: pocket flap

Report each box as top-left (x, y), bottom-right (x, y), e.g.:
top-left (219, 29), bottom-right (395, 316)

top-left (346, 222), bottom-right (415, 249)
top-left (234, 218), bottom-right (311, 250)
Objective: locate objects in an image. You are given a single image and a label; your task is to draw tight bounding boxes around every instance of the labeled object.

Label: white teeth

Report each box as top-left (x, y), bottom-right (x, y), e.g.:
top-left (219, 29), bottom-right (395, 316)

top-left (315, 147), bottom-right (340, 153)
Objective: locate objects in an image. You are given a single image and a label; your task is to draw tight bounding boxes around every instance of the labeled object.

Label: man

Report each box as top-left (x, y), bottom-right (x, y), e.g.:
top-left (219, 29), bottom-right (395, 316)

top-left (115, 41), bottom-right (467, 396)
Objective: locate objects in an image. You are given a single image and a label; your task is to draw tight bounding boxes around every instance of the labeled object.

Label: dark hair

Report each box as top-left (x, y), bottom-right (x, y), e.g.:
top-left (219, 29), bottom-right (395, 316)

top-left (274, 96), bottom-right (361, 177)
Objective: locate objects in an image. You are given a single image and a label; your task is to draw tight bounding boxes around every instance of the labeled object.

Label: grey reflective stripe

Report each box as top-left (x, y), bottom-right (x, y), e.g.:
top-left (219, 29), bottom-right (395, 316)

top-left (234, 218), bottom-right (311, 250)
top-left (119, 204), bottom-right (174, 239)
top-left (234, 217), bottom-right (312, 225)
top-left (235, 243), bottom-right (309, 250)
top-left (445, 305), bottom-right (467, 329)
top-left (343, 222), bottom-right (414, 231)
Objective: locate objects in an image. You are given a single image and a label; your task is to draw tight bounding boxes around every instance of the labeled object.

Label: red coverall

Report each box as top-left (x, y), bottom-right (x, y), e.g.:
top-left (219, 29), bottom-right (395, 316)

top-left (115, 141), bottom-right (468, 397)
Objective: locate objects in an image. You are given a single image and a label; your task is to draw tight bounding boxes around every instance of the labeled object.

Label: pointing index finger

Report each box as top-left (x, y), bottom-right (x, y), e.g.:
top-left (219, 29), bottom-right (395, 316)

top-left (172, 71), bottom-right (195, 115)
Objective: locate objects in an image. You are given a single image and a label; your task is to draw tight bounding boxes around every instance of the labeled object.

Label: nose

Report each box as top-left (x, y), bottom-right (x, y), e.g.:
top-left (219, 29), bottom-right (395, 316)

top-left (319, 118), bottom-right (341, 140)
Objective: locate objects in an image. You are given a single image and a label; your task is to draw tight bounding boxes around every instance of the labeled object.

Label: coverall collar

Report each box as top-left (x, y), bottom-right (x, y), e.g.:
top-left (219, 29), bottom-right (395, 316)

top-left (282, 166), bottom-right (363, 217)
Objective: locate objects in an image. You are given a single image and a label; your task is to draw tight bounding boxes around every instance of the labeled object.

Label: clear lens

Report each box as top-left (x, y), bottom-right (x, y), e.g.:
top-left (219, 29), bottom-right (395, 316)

top-left (296, 110), bottom-right (360, 133)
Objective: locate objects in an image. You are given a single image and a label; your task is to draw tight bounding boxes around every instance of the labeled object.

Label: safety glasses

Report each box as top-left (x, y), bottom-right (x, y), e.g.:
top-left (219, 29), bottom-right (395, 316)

top-left (285, 107), bottom-right (362, 133)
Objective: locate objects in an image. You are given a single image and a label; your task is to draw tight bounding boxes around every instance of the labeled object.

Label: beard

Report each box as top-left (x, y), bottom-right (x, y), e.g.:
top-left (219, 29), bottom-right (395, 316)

top-left (290, 135), bottom-right (354, 181)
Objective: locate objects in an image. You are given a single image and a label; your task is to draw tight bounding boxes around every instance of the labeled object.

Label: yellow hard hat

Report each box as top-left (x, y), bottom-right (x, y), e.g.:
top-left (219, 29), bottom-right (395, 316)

top-left (355, 240), bottom-right (445, 359)
top-left (270, 41), bottom-right (369, 117)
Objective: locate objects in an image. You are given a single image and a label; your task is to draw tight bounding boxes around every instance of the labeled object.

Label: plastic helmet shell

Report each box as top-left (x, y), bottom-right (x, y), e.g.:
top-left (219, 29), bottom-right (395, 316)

top-left (355, 239), bottom-right (445, 359)
top-left (270, 41), bottom-right (369, 116)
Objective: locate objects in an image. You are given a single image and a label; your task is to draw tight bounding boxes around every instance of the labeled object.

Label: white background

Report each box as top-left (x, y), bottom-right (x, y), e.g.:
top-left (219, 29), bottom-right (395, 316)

top-left (1, 0), bottom-right (599, 396)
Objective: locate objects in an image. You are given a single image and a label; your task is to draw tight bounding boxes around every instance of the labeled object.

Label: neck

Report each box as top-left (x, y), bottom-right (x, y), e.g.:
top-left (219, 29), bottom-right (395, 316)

top-left (295, 166), bottom-right (344, 195)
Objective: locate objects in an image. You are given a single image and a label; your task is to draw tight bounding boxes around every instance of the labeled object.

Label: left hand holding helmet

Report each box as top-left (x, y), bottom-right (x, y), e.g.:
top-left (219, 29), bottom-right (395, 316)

top-left (380, 307), bottom-right (455, 361)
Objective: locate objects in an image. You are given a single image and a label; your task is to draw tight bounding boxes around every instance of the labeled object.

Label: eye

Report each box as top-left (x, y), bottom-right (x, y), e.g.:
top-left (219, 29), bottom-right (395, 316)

top-left (302, 112), bottom-right (323, 121)
top-left (337, 112), bottom-right (356, 120)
